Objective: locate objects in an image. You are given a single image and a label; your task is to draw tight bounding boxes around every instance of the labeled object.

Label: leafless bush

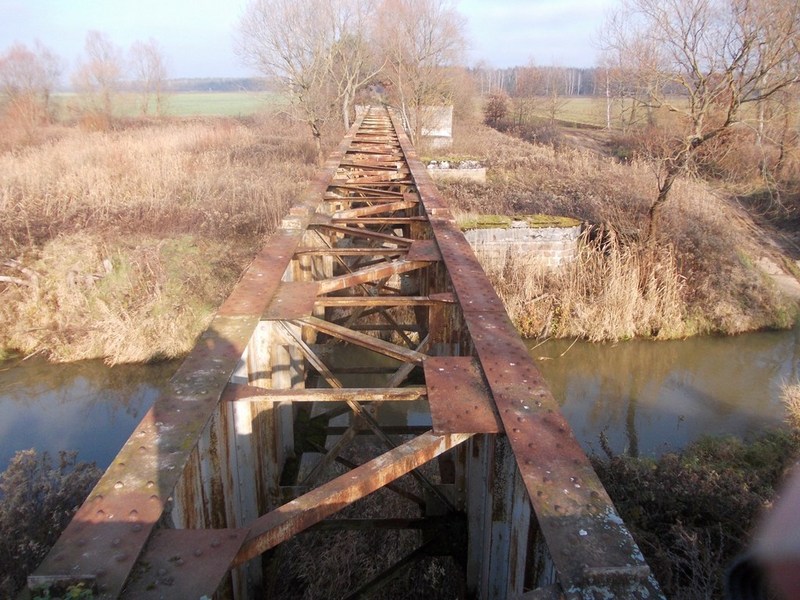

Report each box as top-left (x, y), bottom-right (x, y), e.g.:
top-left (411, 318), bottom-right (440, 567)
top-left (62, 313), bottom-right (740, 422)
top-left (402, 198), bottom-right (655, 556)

top-left (0, 450), bottom-right (101, 597)
top-left (593, 430), bottom-right (800, 600)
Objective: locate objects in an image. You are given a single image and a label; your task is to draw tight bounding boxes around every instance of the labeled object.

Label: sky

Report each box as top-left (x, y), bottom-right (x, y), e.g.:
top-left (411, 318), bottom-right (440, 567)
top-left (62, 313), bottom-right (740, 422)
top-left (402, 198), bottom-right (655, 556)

top-left (0, 0), bottom-right (616, 80)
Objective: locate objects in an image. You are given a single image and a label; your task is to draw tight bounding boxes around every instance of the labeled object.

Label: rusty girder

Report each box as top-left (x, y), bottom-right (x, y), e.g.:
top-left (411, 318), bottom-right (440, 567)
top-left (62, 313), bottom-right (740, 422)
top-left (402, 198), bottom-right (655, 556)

top-left (29, 107), bottom-right (663, 600)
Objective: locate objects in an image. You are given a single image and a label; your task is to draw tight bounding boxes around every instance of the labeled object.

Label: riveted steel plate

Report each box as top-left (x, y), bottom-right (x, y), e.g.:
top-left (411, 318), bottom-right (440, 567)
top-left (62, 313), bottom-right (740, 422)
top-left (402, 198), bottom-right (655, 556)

top-left (263, 281), bottom-right (320, 320)
top-left (424, 357), bottom-right (501, 434)
top-left (406, 239), bottom-right (442, 262)
top-left (216, 230), bottom-right (303, 317)
top-left (465, 311), bottom-right (653, 588)
top-left (121, 528), bottom-right (248, 599)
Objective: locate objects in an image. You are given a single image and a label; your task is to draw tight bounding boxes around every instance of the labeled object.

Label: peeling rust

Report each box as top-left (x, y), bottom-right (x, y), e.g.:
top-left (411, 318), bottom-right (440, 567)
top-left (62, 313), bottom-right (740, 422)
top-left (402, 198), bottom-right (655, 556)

top-left (30, 106), bottom-right (663, 600)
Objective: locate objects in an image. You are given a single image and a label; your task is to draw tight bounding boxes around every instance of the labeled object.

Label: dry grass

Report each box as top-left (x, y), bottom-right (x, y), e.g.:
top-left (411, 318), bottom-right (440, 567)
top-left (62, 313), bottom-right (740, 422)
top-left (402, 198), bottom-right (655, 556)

top-left (782, 380), bottom-right (800, 429)
top-left (472, 229), bottom-right (685, 341)
top-left (434, 118), bottom-right (797, 340)
top-left (0, 114), bottom-right (316, 363)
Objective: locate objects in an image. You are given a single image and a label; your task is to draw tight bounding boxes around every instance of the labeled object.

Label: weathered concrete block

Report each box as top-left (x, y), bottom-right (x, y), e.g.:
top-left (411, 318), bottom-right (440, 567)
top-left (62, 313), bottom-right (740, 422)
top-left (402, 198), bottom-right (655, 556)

top-left (462, 215), bottom-right (581, 269)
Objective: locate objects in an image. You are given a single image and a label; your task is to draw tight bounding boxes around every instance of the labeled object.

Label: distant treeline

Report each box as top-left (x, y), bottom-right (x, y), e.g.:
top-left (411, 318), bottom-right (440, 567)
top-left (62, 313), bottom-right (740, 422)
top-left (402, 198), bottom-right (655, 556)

top-left (472, 66), bottom-right (599, 98)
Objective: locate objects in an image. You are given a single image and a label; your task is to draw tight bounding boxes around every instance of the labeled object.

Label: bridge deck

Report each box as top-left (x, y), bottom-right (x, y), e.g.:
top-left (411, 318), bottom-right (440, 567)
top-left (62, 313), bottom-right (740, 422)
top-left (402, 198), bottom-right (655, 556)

top-left (29, 107), bottom-right (663, 599)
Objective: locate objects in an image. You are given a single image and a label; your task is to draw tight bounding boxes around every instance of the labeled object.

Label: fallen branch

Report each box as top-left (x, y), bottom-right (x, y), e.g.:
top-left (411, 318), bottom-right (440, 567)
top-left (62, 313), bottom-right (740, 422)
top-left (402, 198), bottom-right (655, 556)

top-left (0, 274), bottom-right (36, 288)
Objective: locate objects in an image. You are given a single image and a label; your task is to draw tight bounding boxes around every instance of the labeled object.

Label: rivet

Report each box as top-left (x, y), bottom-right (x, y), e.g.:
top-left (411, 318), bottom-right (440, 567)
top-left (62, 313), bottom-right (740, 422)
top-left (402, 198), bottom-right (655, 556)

top-left (211, 539), bottom-right (221, 548)
top-left (114, 481), bottom-right (124, 489)
top-left (112, 538), bottom-right (121, 547)
top-left (139, 446), bottom-right (147, 452)
top-left (115, 553), bottom-right (128, 563)
top-left (132, 524), bottom-right (143, 533)
top-left (147, 480), bottom-right (155, 488)
top-left (157, 568), bottom-right (168, 576)
top-left (97, 509), bottom-right (106, 517)
top-left (54, 554), bottom-right (64, 562)
top-left (129, 509), bottom-right (139, 518)
top-left (150, 495), bottom-right (160, 502)
top-left (194, 548), bottom-right (203, 557)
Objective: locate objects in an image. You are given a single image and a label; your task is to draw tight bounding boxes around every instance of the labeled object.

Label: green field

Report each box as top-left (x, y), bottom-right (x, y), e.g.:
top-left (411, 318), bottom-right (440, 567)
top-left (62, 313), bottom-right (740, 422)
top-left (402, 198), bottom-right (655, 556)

top-left (52, 91), bottom-right (286, 118)
top-left (163, 92), bottom-right (285, 117)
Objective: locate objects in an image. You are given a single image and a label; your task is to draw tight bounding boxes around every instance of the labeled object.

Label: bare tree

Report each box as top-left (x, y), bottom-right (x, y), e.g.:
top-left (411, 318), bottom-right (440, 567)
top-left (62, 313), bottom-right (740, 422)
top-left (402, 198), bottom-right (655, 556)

top-left (238, 0), bottom-right (380, 158)
top-left (602, 0), bottom-right (800, 239)
top-left (130, 38), bottom-right (169, 116)
top-left (327, 1), bottom-right (383, 129)
top-left (0, 41), bottom-right (61, 133)
top-left (73, 31), bottom-right (124, 120)
top-left (374, 0), bottom-right (466, 143)
top-left (513, 62), bottom-right (543, 125)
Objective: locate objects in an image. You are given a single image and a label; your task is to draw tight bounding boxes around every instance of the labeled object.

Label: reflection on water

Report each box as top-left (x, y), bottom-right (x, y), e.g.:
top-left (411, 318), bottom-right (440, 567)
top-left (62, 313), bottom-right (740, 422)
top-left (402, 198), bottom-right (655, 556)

top-left (0, 358), bottom-right (177, 471)
top-left (3, 326), bottom-right (796, 471)
top-left (531, 325), bottom-right (800, 457)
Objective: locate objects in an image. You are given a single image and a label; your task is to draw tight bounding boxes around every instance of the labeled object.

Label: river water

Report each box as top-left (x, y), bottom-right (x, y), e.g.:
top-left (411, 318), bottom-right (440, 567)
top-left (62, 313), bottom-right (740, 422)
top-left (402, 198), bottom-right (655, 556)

top-left (531, 326), bottom-right (799, 457)
top-left (0, 358), bottom-right (176, 471)
top-left (1, 327), bottom-right (797, 471)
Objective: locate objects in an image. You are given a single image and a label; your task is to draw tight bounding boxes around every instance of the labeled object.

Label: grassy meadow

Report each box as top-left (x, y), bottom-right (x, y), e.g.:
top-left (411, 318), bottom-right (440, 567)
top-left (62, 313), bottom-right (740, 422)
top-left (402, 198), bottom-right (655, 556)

top-left (51, 90), bottom-right (285, 118)
top-left (1, 89), bottom-right (799, 361)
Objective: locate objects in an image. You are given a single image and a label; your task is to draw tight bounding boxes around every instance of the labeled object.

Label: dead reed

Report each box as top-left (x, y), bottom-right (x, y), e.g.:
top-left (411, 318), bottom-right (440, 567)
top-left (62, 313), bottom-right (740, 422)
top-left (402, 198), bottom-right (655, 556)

top-left (0, 114), bottom-right (316, 363)
top-left (437, 119), bottom-right (797, 340)
top-left (781, 380), bottom-right (800, 429)
top-left (472, 228), bottom-right (685, 341)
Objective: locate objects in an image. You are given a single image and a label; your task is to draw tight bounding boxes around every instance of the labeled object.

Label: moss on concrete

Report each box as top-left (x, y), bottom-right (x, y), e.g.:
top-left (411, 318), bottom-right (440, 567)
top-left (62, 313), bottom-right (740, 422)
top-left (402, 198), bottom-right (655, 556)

top-left (459, 214), bottom-right (580, 231)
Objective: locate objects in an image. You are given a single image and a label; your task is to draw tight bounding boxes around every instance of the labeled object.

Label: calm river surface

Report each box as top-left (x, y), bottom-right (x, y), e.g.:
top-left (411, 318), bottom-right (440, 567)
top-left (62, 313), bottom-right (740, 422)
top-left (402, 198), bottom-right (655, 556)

top-left (0, 358), bottom-right (176, 471)
top-left (1, 326), bottom-right (797, 471)
top-left (531, 326), bottom-right (799, 457)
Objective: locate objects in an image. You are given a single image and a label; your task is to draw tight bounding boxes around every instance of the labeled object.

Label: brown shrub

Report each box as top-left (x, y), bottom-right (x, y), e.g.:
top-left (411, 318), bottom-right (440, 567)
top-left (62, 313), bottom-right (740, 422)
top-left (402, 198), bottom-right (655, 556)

top-left (782, 380), bottom-right (800, 430)
top-left (473, 229), bottom-right (685, 341)
top-left (0, 450), bottom-right (101, 597)
top-left (593, 430), bottom-right (800, 600)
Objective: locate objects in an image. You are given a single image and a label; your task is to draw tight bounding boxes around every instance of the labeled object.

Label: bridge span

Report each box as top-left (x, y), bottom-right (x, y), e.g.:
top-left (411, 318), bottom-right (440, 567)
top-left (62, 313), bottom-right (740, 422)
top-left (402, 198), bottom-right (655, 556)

top-left (29, 106), bottom-right (663, 599)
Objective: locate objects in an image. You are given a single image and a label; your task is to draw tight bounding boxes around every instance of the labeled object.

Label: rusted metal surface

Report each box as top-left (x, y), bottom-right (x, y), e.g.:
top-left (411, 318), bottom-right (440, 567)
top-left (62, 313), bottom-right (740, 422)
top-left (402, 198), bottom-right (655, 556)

top-left (296, 316), bottom-right (428, 363)
top-left (231, 431), bottom-right (472, 566)
top-left (406, 239), bottom-right (442, 262)
top-left (28, 107), bottom-right (368, 600)
top-left (391, 110), bottom-right (664, 598)
top-left (31, 106), bottom-right (663, 600)
top-left (425, 357), bottom-right (502, 434)
top-left (222, 383), bottom-right (427, 403)
top-left (261, 281), bottom-right (319, 320)
top-left (120, 528), bottom-right (248, 599)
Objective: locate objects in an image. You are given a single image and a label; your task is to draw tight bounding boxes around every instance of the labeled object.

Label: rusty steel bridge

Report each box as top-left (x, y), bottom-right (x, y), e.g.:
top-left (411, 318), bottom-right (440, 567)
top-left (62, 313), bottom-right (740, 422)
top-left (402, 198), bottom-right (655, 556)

top-left (29, 106), bottom-right (664, 599)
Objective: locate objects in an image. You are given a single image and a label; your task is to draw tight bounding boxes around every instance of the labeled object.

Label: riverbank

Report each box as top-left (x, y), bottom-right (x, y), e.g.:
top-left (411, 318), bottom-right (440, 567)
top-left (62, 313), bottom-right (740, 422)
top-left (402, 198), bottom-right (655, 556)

top-left (430, 119), bottom-right (800, 341)
top-left (2, 111), bottom-right (799, 362)
top-left (0, 114), bottom-right (316, 363)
